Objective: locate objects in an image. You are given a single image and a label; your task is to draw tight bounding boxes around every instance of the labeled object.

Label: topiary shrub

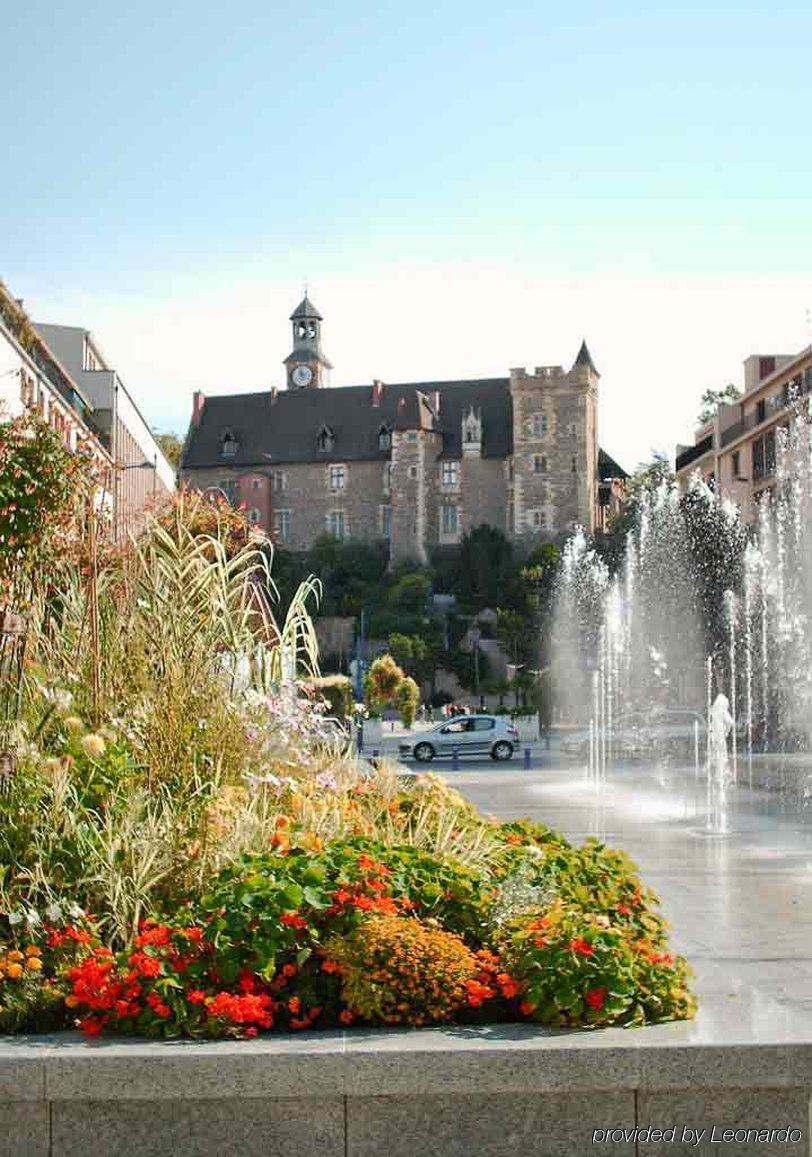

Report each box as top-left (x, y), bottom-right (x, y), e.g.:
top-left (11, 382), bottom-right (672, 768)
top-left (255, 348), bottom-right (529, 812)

top-left (395, 675), bottom-right (420, 727)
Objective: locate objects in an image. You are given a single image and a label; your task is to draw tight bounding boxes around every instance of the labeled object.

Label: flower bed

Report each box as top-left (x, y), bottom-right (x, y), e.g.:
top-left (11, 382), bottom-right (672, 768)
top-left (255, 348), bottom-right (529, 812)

top-left (0, 493), bottom-right (696, 1042)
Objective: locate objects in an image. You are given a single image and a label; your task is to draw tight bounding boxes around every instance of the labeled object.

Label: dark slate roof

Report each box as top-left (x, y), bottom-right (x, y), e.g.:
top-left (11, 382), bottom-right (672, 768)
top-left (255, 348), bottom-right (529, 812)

top-left (574, 340), bottom-right (599, 375)
top-left (598, 448), bottom-right (628, 480)
top-left (290, 296), bottom-right (323, 321)
top-left (181, 379), bottom-right (512, 468)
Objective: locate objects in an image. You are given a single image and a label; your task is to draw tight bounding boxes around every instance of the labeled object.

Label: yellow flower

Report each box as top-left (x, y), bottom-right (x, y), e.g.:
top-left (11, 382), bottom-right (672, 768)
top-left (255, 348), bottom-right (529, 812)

top-left (6, 963), bottom-right (23, 980)
top-left (7, 950), bottom-right (24, 963)
top-left (24, 944), bottom-right (41, 957)
top-left (26, 957), bottom-right (43, 972)
top-left (65, 995), bottom-right (79, 1009)
top-left (80, 733), bottom-right (106, 759)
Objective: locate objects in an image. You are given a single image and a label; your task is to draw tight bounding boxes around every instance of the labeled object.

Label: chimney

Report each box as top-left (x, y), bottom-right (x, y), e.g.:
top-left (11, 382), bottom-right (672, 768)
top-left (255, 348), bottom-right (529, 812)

top-left (269, 386), bottom-right (278, 404)
top-left (371, 380), bottom-right (383, 407)
top-left (192, 390), bottom-right (206, 427)
top-left (431, 390), bottom-right (440, 414)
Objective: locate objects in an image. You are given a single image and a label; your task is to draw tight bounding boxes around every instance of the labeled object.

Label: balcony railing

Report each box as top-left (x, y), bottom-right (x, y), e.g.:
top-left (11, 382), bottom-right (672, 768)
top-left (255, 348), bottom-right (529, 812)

top-left (676, 434), bottom-right (713, 472)
top-left (719, 369), bottom-right (812, 447)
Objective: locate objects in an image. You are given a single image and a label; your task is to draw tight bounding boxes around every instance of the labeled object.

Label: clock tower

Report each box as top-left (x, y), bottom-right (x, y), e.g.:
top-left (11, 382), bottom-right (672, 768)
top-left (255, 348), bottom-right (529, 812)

top-left (283, 294), bottom-right (332, 389)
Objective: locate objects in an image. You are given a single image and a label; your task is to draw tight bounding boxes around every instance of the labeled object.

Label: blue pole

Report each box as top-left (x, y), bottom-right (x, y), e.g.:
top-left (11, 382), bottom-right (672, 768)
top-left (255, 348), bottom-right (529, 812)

top-left (452, 746), bottom-right (460, 770)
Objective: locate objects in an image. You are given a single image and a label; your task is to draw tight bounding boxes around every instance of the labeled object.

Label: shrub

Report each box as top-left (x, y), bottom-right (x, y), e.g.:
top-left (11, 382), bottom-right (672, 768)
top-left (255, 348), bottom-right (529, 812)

top-left (309, 675), bottom-right (354, 720)
top-left (395, 676), bottom-right (420, 727)
top-left (365, 654), bottom-right (404, 710)
top-left (497, 901), bottom-right (696, 1028)
top-left (323, 914), bottom-right (482, 1025)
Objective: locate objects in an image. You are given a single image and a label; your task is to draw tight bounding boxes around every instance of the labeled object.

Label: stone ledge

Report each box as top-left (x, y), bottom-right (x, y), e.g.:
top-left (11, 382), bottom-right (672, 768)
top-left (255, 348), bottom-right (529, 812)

top-left (1, 1025), bottom-right (811, 1101)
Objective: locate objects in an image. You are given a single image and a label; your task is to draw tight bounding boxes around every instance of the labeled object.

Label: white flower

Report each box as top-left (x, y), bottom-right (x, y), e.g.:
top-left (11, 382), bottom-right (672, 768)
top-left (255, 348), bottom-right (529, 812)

top-left (53, 689), bottom-right (73, 713)
top-left (46, 903), bottom-right (62, 921)
top-left (25, 910), bottom-right (40, 926)
top-left (7, 911), bottom-right (23, 926)
top-left (68, 903), bottom-right (84, 919)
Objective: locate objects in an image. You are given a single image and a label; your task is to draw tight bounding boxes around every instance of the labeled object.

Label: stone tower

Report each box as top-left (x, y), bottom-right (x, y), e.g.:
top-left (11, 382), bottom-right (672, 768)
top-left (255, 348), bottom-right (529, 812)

top-left (509, 341), bottom-right (599, 539)
top-left (283, 294), bottom-right (333, 389)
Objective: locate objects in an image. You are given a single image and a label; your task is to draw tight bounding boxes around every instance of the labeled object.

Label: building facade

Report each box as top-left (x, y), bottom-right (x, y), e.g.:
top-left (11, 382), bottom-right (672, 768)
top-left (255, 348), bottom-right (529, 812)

top-left (35, 323), bottom-right (176, 538)
top-left (181, 296), bottom-right (625, 560)
top-left (676, 345), bottom-right (812, 523)
top-left (0, 282), bottom-right (113, 488)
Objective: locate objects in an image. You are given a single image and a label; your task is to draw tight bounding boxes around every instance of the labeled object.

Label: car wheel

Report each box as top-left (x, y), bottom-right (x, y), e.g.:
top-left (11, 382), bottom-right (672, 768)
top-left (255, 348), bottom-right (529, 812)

top-left (413, 742), bottom-right (435, 763)
top-left (492, 741), bottom-right (513, 761)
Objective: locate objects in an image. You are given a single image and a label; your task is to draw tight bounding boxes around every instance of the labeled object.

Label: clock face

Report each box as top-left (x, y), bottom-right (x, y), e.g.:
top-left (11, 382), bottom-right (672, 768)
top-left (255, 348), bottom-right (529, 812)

top-left (292, 364), bottom-right (313, 387)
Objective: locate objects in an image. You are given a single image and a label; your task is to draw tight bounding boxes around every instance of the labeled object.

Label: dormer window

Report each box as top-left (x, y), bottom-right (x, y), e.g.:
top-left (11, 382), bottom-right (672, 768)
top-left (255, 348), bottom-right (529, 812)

top-left (220, 429), bottom-right (239, 458)
top-left (317, 425), bottom-right (335, 453)
top-left (378, 425), bottom-right (392, 451)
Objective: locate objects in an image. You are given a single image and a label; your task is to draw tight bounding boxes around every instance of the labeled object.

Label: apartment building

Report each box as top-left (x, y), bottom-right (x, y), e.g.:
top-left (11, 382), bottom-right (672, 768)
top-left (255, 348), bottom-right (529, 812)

top-left (0, 283), bottom-right (112, 487)
top-left (35, 323), bottom-right (176, 537)
top-left (676, 346), bottom-right (812, 522)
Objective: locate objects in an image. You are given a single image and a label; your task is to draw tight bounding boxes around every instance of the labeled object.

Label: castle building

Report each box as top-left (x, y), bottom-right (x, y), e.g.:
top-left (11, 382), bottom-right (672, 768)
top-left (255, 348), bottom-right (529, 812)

top-left (180, 296), bottom-right (625, 560)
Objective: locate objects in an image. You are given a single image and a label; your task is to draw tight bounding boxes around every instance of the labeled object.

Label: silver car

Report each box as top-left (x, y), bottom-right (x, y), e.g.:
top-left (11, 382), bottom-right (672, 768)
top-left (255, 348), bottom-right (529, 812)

top-left (399, 715), bottom-right (519, 762)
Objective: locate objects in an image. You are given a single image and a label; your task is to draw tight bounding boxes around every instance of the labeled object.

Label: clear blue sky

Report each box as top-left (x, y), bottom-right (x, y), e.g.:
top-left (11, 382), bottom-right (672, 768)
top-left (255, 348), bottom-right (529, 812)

top-left (3, 2), bottom-right (812, 466)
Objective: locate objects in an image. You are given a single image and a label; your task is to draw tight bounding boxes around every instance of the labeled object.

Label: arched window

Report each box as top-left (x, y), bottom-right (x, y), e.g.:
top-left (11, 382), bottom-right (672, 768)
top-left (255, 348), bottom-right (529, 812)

top-left (378, 425), bottom-right (391, 451)
top-left (248, 507), bottom-right (261, 525)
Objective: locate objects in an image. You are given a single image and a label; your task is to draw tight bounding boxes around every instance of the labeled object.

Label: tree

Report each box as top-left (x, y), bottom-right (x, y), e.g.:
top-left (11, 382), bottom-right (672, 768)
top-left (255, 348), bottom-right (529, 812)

top-left (598, 451), bottom-right (675, 574)
top-left (395, 676), bottom-right (420, 727)
top-left (697, 383), bottom-right (740, 427)
top-left (364, 654), bottom-right (405, 712)
top-left (153, 431), bottom-right (183, 470)
top-left (453, 524), bottom-right (517, 611)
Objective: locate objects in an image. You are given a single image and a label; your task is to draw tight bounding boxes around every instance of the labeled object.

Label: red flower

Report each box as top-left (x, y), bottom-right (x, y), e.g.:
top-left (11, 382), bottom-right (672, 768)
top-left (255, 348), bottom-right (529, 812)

top-left (244, 1026), bottom-right (259, 1038)
top-left (181, 927), bottom-right (203, 943)
top-left (288, 996), bottom-right (301, 1014)
top-left (128, 951), bottom-right (162, 978)
top-left (585, 987), bottom-right (607, 1011)
top-left (616, 904), bottom-right (631, 917)
top-left (281, 963), bottom-right (297, 979)
top-left (496, 973), bottom-right (522, 1000)
top-left (464, 979), bottom-right (494, 1008)
top-left (78, 1016), bottom-right (107, 1038)
top-left (321, 959), bottom-right (340, 974)
top-left (134, 923), bottom-right (172, 948)
top-left (339, 1009), bottom-right (356, 1025)
top-left (648, 952), bottom-right (675, 966)
top-left (570, 939), bottom-right (594, 957)
top-left (280, 912), bottom-right (308, 931)
top-left (519, 1001), bottom-right (537, 1017)
top-left (146, 992), bottom-right (171, 1018)
top-left (187, 989), bottom-right (207, 1005)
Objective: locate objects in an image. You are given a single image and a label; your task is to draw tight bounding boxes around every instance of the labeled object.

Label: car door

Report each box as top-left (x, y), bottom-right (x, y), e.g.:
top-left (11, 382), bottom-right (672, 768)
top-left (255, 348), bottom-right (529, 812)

top-left (436, 720), bottom-right (466, 754)
top-left (468, 717), bottom-right (495, 754)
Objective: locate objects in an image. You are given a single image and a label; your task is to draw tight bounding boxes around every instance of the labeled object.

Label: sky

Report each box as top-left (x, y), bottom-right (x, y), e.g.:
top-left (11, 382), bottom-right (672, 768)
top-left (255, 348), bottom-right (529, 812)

top-left (3, 1), bottom-right (812, 470)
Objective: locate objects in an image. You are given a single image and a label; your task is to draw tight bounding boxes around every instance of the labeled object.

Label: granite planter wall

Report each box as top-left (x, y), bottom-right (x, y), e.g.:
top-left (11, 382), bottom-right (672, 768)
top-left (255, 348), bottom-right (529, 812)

top-left (1, 1025), bottom-right (809, 1157)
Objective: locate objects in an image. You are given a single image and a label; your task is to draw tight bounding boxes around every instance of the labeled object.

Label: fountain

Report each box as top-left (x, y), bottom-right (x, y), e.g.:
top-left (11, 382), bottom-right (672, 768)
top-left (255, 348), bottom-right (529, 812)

top-left (552, 406), bottom-right (812, 826)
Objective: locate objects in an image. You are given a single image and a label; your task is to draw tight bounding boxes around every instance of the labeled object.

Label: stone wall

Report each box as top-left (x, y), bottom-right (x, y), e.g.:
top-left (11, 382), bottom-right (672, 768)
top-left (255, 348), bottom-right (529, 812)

top-left (1, 1029), bottom-right (808, 1156)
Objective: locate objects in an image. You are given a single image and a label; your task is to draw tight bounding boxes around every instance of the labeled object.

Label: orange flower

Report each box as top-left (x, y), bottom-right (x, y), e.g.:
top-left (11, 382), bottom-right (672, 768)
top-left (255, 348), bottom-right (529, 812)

top-left (519, 1000), bottom-right (537, 1017)
top-left (287, 996), bottom-right (301, 1014)
top-left (339, 1009), bottom-right (356, 1025)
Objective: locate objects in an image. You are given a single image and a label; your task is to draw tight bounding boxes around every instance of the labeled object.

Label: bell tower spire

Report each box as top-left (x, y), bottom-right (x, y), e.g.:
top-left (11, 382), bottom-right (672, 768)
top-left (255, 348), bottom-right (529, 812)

top-left (284, 292), bottom-right (333, 388)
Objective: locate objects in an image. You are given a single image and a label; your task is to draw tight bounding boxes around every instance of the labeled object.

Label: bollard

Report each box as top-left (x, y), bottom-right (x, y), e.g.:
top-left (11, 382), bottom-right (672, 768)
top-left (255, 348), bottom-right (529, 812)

top-left (524, 746), bottom-right (531, 770)
top-left (372, 748), bottom-right (379, 761)
top-left (452, 746), bottom-right (460, 770)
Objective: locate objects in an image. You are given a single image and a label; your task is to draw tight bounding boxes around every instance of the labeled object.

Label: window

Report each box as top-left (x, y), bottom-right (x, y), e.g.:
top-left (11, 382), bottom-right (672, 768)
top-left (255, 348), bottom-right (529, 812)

top-left (273, 510), bottom-right (291, 542)
top-left (317, 426), bottom-right (335, 453)
top-left (528, 510), bottom-right (547, 530)
top-left (533, 455), bottom-right (546, 474)
top-left (470, 717), bottom-right (495, 732)
top-left (406, 431), bottom-right (418, 443)
top-left (248, 507), bottom-right (261, 525)
top-left (326, 511), bottom-right (346, 539)
top-left (218, 479), bottom-right (239, 506)
top-left (378, 425), bottom-right (391, 451)
top-left (571, 456), bottom-right (577, 473)
top-left (440, 505), bottom-right (458, 536)
top-left (408, 465), bottom-right (418, 479)
top-left (732, 451), bottom-right (740, 478)
top-left (531, 414), bottom-right (548, 437)
top-left (220, 429), bottom-right (238, 458)
top-left (380, 505), bottom-right (392, 539)
top-left (383, 463), bottom-right (392, 494)
top-left (756, 399), bottom-right (766, 424)
top-left (441, 461), bottom-right (459, 487)
top-left (329, 464), bottom-right (346, 491)
top-left (272, 471), bottom-right (286, 492)
top-left (251, 478), bottom-right (262, 491)
top-left (752, 437), bottom-right (765, 482)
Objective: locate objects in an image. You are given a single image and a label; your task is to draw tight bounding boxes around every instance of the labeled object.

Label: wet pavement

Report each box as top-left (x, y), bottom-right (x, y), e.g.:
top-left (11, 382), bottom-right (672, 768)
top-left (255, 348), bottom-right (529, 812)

top-left (439, 752), bottom-right (812, 1044)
